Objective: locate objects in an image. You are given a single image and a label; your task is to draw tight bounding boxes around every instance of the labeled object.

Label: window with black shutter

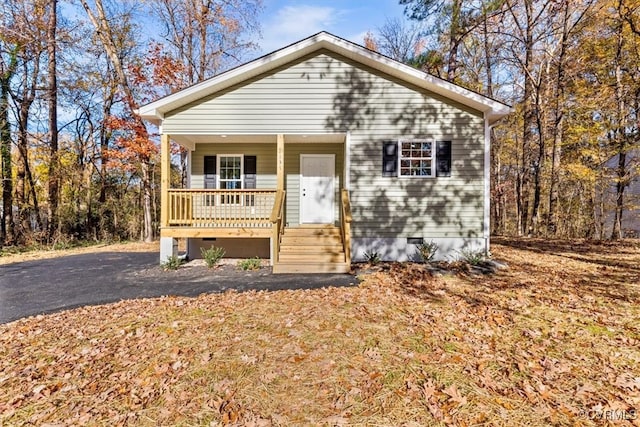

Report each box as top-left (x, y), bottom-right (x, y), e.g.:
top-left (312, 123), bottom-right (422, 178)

top-left (243, 156), bottom-right (257, 188)
top-left (382, 141), bottom-right (398, 176)
top-left (204, 155), bottom-right (216, 188)
top-left (436, 141), bottom-right (452, 177)
top-left (243, 155), bottom-right (257, 206)
top-left (204, 155), bottom-right (216, 205)
top-left (382, 139), bottom-right (453, 178)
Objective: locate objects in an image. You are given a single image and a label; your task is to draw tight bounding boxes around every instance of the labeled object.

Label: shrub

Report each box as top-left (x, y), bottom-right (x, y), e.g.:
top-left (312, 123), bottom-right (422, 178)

top-left (201, 245), bottom-right (225, 268)
top-left (161, 255), bottom-right (183, 270)
top-left (238, 257), bottom-right (261, 271)
top-left (416, 241), bottom-right (439, 263)
top-left (363, 251), bottom-right (381, 265)
top-left (459, 249), bottom-right (489, 266)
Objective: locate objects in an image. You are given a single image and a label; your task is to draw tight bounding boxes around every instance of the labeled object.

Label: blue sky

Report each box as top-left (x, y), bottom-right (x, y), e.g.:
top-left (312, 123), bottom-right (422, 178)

top-left (257, 0), bottom-right (409, 55)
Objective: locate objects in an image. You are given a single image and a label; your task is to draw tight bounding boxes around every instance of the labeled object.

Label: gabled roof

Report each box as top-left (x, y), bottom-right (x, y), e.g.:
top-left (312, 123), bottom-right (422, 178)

top-left (137, 31), bottom-right (512, 125)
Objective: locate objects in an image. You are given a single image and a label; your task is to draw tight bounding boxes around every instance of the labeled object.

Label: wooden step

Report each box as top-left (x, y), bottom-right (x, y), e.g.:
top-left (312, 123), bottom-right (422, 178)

top-left (280, 235), bottom-right (343, 245)
top-left (279, 252), bottom-right (345, 263)
top-left (282, 227), bottom-right (341, 237)
top-left (279, 244), bottom-right (344, 252)
top-left (273, 262), bottom-right (350, 274)
top-left (274, 225), bottom-right (349, 274)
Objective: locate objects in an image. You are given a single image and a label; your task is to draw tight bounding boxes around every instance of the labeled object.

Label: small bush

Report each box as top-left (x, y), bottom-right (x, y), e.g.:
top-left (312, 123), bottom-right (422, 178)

top-left (459, 249), bottom-right (489, 266)
top-left (416, 241), bottom-right (439, 263)
top-left (201, 245), bottom-right (225, 268)
top-left (161, 255), bottom-right (183, 270)
top-left (238, 257), bottom-right (261, 271)
top-left (363, 251), bottom-right (381, 265)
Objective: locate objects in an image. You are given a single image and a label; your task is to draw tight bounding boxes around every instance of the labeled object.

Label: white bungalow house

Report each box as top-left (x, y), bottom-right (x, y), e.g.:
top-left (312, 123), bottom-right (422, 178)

top-left (138, 32), bottom-right (511, 273)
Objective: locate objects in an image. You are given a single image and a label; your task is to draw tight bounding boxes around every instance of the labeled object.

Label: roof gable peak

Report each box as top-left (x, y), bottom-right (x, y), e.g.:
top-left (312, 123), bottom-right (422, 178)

top-left (138, 31), bottom-right (511, 125)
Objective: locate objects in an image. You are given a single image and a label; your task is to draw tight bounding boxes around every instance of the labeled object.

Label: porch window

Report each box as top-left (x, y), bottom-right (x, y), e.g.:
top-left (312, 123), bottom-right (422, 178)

top-left (399, 140), bottom-right (433, 177)
top-left (219, 155), bottom-right (242, 189)
top-left (219, 155), bottom-right (243, 204)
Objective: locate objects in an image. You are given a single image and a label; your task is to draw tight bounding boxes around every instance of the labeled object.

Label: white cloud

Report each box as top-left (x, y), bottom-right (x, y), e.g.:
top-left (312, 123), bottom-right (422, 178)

top-left (259, 5), bottom-right (341, 54)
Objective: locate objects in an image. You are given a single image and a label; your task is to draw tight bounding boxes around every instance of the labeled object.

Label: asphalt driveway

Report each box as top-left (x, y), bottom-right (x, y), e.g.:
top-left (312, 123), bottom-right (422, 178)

top-left (0, 252), bottom-right (357, 324)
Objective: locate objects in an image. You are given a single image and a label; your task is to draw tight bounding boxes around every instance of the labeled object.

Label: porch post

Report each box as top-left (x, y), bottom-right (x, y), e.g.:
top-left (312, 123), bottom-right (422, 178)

top-left (160, 133), bottom-right (170, 228)
top-left (344, 132), bottom-right (351, 190)
top-left (276, 134), bottom-right (284, 191)
top-left (159, 133), bottom-right (176, 263)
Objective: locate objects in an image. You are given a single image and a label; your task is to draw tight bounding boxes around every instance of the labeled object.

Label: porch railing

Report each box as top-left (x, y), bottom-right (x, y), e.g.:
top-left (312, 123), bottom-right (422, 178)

top-left (167, 189), bottom-right (277, 227)
top-left (269, 189), bottom-right (286, 264)
top-left (340, 189), bottom-right (352, 264)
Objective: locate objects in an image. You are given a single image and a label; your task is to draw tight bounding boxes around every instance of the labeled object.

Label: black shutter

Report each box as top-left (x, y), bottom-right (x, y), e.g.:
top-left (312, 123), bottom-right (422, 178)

top-left (436, 141), bottom-right (452, 177)
top-left (382, 141), bottom-right (398, 177)
top-left (244, 155), bottom-right (257, 189)
top-left (204, 155), bottom-right (217, 188)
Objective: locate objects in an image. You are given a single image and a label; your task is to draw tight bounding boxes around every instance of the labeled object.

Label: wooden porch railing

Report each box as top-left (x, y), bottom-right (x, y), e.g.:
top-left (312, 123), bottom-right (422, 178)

top-left (269, 189), bottom-right (286, 265)
top-left (167, 189), bottom-right (277, 227)
top-left (340, 189), bottom-right (352, 264)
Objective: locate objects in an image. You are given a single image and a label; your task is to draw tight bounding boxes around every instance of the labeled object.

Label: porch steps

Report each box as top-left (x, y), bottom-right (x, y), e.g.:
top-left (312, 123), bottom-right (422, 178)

top-left (273, 225), bottom-right (350, 274)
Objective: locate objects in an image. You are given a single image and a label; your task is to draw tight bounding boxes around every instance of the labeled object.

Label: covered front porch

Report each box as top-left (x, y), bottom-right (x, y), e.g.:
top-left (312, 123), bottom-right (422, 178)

top-left (159, 133), bottom-right (352, 273)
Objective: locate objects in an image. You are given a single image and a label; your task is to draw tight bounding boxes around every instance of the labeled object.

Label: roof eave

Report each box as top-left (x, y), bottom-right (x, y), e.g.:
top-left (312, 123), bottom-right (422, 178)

top-left (137, 32), bottom-right (512, 125)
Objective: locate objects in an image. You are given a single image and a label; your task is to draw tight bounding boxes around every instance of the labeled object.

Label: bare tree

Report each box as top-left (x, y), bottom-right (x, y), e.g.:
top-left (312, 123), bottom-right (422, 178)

top-left (375, 17), bottom-right (425, 63)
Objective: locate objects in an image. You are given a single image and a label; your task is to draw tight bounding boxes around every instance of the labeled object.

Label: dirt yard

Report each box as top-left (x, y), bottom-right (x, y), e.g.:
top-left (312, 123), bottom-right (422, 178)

top-left (1, 238), bottom-right (639, 426)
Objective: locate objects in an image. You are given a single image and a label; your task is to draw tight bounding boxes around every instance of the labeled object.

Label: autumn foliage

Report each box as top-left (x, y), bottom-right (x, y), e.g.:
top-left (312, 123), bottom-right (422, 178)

top-left (103, 115), bottom-right (156, 172)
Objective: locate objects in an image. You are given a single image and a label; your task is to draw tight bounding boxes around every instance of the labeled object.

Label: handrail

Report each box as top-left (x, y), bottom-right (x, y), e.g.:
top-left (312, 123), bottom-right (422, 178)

top-left (341, 189), bottom-right (352, 223)
top-left (269, 189), bottom-right (285, 223)
top-left (341, 189), bottom-right (352, 264)
top-left (270, 189), bottom-right (286, 265)
top-left (169, 189), bottom-right (276, 193)
top-left (167, 189), bottom-right (277, 227)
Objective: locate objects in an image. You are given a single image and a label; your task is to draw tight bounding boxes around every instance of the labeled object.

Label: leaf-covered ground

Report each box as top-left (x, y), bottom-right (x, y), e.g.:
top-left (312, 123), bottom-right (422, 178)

top-left (1, 238), bottom-right (639, 426)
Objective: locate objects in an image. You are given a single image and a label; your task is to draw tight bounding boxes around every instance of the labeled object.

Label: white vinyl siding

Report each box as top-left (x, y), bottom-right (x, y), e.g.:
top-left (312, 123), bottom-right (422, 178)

top-left (173, 50), bottom-right (485, 239)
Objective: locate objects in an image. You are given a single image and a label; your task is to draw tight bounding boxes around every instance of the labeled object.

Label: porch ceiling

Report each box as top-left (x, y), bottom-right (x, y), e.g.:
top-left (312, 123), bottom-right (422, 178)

top-left (169, 133), bottom-right (346, 148)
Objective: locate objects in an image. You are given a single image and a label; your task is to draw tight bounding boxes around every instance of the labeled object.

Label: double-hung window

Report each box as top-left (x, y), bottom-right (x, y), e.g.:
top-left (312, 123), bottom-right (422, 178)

top-left (218, 155), bottom-right (242, 204)
top-left (203, 155), bottom-right (257, 206)
top-left (218, 155), bottom-right (242, 189)
top-left (399, 140), bottom-right (434, 177)
top-left (382, 139), bottom-right (452, 178)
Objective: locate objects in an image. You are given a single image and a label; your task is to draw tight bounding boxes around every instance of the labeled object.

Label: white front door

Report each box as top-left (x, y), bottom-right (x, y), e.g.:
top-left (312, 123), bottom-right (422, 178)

top-left (300, 154), bottom-right (335, 224)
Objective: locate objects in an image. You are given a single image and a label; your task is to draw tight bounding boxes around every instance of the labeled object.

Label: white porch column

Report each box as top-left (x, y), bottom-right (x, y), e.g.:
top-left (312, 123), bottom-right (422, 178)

top-left (160, 237), bottom-right (178, 263)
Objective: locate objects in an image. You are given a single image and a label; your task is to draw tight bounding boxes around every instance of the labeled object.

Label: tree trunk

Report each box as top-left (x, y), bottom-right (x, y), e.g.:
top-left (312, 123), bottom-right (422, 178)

top-left (141, 161), bottom-right (153, 242)
top-left (0, 64), bottom-right (15, 245)
top-left (518, 0), bottom-right (535, 236)
top-left (529, 85), bottom-right (545, 236)
top-left (446, 0), bottom-right (463, 81)
top-left (611, 3), bottom-right (627, 240)
top-left (99, 77), bottom-right (115, 204)
top-left (548, 0), bottom-right (577, 235)
top-left (46, 0), bottom-right (59, 241)
top-left (0, 45), bottom-right (20, 245)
